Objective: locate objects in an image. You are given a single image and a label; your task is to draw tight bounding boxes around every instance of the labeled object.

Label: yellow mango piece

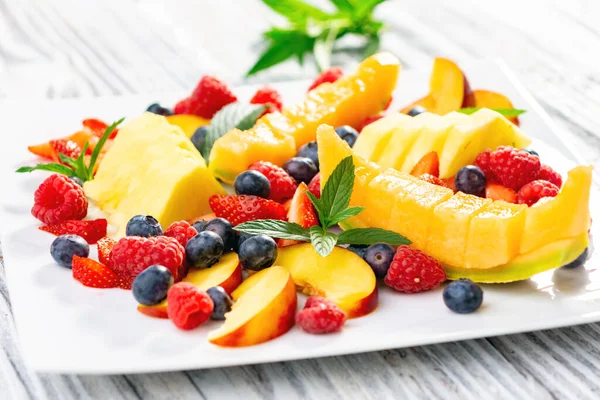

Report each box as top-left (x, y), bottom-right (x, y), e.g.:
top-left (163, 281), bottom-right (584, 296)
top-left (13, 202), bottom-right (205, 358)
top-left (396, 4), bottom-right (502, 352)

top-left (165, 114), bottom-right (210, 138)
top-left (84, 113), bottom-right (225, 236)
top-left (465, 201), bottom-right (527, 269)
top-left (353, 113), bottom-right (412, 162)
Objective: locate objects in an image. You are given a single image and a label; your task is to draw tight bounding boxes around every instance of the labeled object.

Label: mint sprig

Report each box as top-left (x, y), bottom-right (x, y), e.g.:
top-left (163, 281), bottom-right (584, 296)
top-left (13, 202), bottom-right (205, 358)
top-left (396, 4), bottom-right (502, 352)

top-left (16, 118), bottom-right (124, 182)
top-left (458, 108), bottom-right (526, 117)
top-left (235, 155), bottom-right (410, 257)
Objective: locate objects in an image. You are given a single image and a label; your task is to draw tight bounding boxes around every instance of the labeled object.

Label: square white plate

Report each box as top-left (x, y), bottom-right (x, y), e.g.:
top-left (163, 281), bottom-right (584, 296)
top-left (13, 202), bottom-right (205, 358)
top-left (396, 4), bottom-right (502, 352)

top-left (1, 60), bottom-right (599, 374)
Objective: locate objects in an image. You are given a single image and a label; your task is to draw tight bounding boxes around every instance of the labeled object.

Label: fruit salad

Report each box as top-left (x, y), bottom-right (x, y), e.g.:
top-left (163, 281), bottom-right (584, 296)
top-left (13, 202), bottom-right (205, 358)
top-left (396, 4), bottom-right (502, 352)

top-left (17, 54), bottom-right (592, 348)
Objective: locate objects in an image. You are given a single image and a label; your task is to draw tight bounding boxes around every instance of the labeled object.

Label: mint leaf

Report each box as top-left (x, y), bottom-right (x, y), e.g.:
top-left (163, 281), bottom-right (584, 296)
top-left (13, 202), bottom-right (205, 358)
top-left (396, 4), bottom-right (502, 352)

top-left (327, 206), bottom-right (365, 227)
top-left (354, 0), bottom-right (387, 19)
top-left (320, 155), bottom-right (355, 227)
top-left (337, 228), bottom-right (411, 246)
top-left (330, 0), bottom-right (355, 14)
top-left (261, 0), bottom-right (331, 24)
top-left (309, 226), bottom-right (337, 257)
top-left (305, 190), bottom-right (328, 225)
top-left (247, 32), bottom-right (314, 76)
top-left (363, 34), bottom-right (380, 58)
top-left (58, 154), bottom-right (77, 168)
top-left (458, 108), bottom-right (526, 117)
top-left (16, 163), bottom-right (74, 175)
top-left (235, 220), bottom-right (311, 242)
top-left (314, 25), bottom-right (341, 71)
top-left (88, 118), bottom-right (123, 180)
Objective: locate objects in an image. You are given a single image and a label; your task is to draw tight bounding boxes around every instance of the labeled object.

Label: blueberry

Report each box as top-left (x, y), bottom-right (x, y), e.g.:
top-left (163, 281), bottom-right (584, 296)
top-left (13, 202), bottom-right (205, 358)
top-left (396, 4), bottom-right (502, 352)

top-left (192, 220), bottom-right (209, 233)
top-left (204, 218), bottom-right (236, 250)
top-left (524, 148), bottom-right (539, 157)
top-left (68, 176), bottom-right (84, 187)
top-left (562, 247), bottom-right (588, 269)
top-left (443, 279), bottom-right (483, 314)
top-left (238, 235), bottom-right (278, 271)
top-left (132, 265), bottom-right (174, 306)
top-left (347, 244), bottom-right (368, 258)
top-left (206, 286), bottom-right (233, 320)
top-left (335, 125), bottom-right (359, 148)
top-left (363, 243), bottom-right (395, 279)
top-left (283, 157), bottom-right (318, 183)
top-left (296, 141), bottom-right (319, 169)
top-left (407, 105), bottom-right (427, 117)
top-left (126, 215), bottom-right (163, 237)
top-left (234, 232), bottom-right (253, 253)
top-left (190, 126), bottom-right (208, 153)
top-left (146, 103), bottom-right (173, 116)
top-left (50, 234), bottom-right (89, 268)
top-left (455, 165), bottom-right (486, 197)
top-left (234, 170), bottom-right (270, 198)
top-left (185, 231), bottom-right (224, 269)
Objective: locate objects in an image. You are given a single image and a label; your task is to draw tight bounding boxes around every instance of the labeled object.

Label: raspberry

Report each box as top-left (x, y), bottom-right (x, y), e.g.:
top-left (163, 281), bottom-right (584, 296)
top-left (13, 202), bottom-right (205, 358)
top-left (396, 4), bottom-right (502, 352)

top-left (357, 114), bottom-right (384, 132)
top-left (110, 236), bottom-right (185, 280)
top-left (32, 174), bottom-right (88, 224)
top-left (209, 195), bottom-right (287, 226)
top-left (248, 161), bottom-right (298, 202)
top-left (250, 86), bottom-right (283, 113)
top-left (39, 219), bottom-right (107, 244)
top-left (167, 282), bottom-right (214, 330)
top-left (517, 180), bottom-right (559, 206)
top-left (307, 173), bottom-right (321, 199)
top-left (418, 173), bottom-right (448, 188)
top-left (489, 146), bottom-right (541, 191)
top-left (308, 67), bottom-right (343, 91)
top-left (97, 237), bottom-right (116, 267)
top-left (474, 150), bottom-right (495, 181)
top-left (164, 220), bottom-right (198, 248)
top-left (72, 255), bottom-right (120, 289)
top-left (296, 297), bottom-right (346, 334)
top-left (538, 164), bottom-right (563, 188)
top-left (175, 76), bottom-right (237, 118)
top-left (384, 246), bottom-right (446, 293)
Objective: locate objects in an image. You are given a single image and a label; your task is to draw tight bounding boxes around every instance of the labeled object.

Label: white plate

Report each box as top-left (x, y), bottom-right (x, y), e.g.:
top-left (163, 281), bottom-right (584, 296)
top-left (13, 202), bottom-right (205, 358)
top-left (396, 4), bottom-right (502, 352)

top-left (1, 60), bottom-right (598, 375)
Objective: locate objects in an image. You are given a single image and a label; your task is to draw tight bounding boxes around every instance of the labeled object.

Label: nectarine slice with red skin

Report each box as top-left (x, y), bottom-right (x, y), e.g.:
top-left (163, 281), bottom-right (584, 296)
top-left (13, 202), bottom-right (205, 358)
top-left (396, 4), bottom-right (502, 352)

top-left (137, 252), bottom-right (243, 319)
top-left (208, 266), bottom-right (297, 347)
top-left (473, 90), bottom-right (519, 125)
top-left (410, 151), bottom-right (440, 177)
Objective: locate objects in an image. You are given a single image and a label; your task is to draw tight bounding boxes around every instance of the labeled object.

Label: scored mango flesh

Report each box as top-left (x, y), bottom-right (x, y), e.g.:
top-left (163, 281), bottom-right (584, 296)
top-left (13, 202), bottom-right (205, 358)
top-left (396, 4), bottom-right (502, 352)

top-left (209, 52), bottom-right (400, 184)
top-left (317, 125), bottom-right (592, 282)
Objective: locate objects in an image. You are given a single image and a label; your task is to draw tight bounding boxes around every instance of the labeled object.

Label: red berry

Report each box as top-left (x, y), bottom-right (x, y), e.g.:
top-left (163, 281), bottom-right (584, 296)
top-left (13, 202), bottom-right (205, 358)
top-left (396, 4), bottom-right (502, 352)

top-left (418, 173), bottom-right (448, 188)
top-left (97, 236), bottom-right (116, 267)
top-left (50, 139), bottom-right (82, 161)
top-left (307, 173), bottom-right (321, 199)
top-left (208, 195), bottom-right (287, 226)
top-left (248, 161), bottom-right (298, 202)
top-left (167, 283), bottom-right (214, 330)
top-left (384, 246), bottom-right (446, 293)
top-left (39, 219), bottom-right (107, 244)
top-left (176, 76), bottom-right (237, 118)
top-left (489, 146), bottom-right (541, 191)
top-left (474, 150), bottom-right (495, 181)
top-left (485, 182), bottom-right (517, 203)
top-left (517, 180), bottom-right (559, 206)
top-left (296, 298), bottom-right (346, 334)
top-left (357, 114), bottom-right (384, 132)
top-left (308, 67), bottom-right (343, 91)
top-left (538, 164), bottom-right (563, 188)
top-left (110, 236), bottom-right (185, 281)
top-left (32, 174), bottom-right (88, 224)
top-left (72, 255), bottom-right (120, 289)
top-left (164, 220), bottom-right (198, 248)
top-left (250, 85), bottom-right (283, 113)
top-left (82, 118), bottom-right (118, 139)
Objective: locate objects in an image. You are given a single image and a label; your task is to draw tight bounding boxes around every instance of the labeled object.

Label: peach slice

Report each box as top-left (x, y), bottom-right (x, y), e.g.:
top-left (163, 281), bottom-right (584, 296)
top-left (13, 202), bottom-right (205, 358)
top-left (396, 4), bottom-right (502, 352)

top-left (275, 244), bottom-right (378, 318)
top-left (137, 252), bottom-right (242, 318)
top-left (208, 266), bottom-right (297, 347)
top-left (473, 89), bottom-right (519, 125)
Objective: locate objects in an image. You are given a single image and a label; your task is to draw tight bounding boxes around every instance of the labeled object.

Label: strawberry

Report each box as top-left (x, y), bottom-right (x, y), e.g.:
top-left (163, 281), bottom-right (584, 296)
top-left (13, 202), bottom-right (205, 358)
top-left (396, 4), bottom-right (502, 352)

top-left (280, 183), bottom-right (318, 247)
top-left (209, 195), bottom-right (287, 226)
top-left (538, 164), bottom-right (563, 188)
top-left (97, 237), bottom-right (116, 267)
top-left (248, 161), bottom-right (298, 202)
top-left (308, 67), bottom-right (343, 91)
top-left (384, 246), bottom-right (446, 293)
top-left (410, 152), bottom-right (439, 177)
top-left (489, 146), bottom-right (541, 191)
top-left (175, 76), bottom-right (237, 118)
top-left (442, 176), bottom-right (457, 192)
top-left (517, 180), bottom-right (559, 206)
top-left (485, 182), bottom-right (517, 203)
top-left (72, 255), bottom-right (120, 288)
top-left (250, 86), bottom-right (283, 113)
top-left (307, 173), bottom-right (321, 199)
top-left (418, 173), bottom-right (448, 188)
top-left (82, 118), bottom-right (118, 138)
top-left (39, 219), bottom-right (107, 244)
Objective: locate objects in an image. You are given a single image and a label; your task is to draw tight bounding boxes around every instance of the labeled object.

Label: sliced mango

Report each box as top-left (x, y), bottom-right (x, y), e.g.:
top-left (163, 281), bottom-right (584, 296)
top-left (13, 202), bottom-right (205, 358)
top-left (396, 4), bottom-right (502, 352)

top-left (165, 114), bottom-right (210, 138)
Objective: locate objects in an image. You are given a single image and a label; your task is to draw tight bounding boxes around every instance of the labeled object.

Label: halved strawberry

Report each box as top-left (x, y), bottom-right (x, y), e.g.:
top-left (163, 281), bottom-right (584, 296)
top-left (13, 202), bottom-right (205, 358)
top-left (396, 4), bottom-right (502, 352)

top-left (307, 173), bottom-right (321, 199)
top-left (485, 181), bottom-right (517, 203)
top-left (209, 195), bottom-right (287, 226)
top-left (39, 219), bottom-right (107, 244)
top-left (442, 176), bottom-right (456, 192)
top-left (280, 183), bottom-right (319, 247)
top-left (97, 236), bottom-right (116, 266)
top-left (410, 151), bottom-right (439, 177)
top-left (83, 118), bottom-right (118, 138)
top-left (72, 255), bottom-right (120, 288)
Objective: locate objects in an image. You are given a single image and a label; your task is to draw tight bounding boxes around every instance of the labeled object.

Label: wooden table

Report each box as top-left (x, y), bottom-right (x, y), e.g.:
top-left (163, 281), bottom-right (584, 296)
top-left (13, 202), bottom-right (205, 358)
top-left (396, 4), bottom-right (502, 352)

top-left (2, 0), bottom-right (600, 398)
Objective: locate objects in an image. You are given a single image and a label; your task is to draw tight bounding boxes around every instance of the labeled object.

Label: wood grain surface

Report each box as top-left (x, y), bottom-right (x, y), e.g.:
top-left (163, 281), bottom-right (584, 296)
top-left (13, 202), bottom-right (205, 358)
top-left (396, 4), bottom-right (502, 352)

top-left (1, 0), bottom-right (600, 398)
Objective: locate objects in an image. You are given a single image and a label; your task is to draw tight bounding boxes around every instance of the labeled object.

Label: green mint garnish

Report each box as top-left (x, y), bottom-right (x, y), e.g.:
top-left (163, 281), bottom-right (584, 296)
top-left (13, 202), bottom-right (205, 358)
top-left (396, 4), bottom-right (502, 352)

top-left (235, 155), bottom-right (410, 257)
top-left (458, 108), bottom-right (526, 117)
top-left (16, 118), bottom-right (124, 182)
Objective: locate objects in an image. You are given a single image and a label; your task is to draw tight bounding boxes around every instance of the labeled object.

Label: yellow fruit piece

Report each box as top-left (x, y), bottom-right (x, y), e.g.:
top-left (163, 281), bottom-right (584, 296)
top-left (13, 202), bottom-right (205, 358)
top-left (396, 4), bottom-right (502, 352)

top-left (399, 111), bottom-right (468, 173)
top-left (439, 108), bottom-right (531, 178)
top-left (353, 113), bottom-right (412, 162)
top-left (465, 201), bottom-right (527, 268)
top-left (520, 166), bottom-right (592, 254)
top-left (209, 53), bottom-right (400, 183)
top-left (165, 114), bottom-right (210, 138)
top-left (208, 121), bottom-right (296, 184)
top-left (84, 113), bottom-right (225, 236)
top-left (377, 112), bottom-right (440, 169)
